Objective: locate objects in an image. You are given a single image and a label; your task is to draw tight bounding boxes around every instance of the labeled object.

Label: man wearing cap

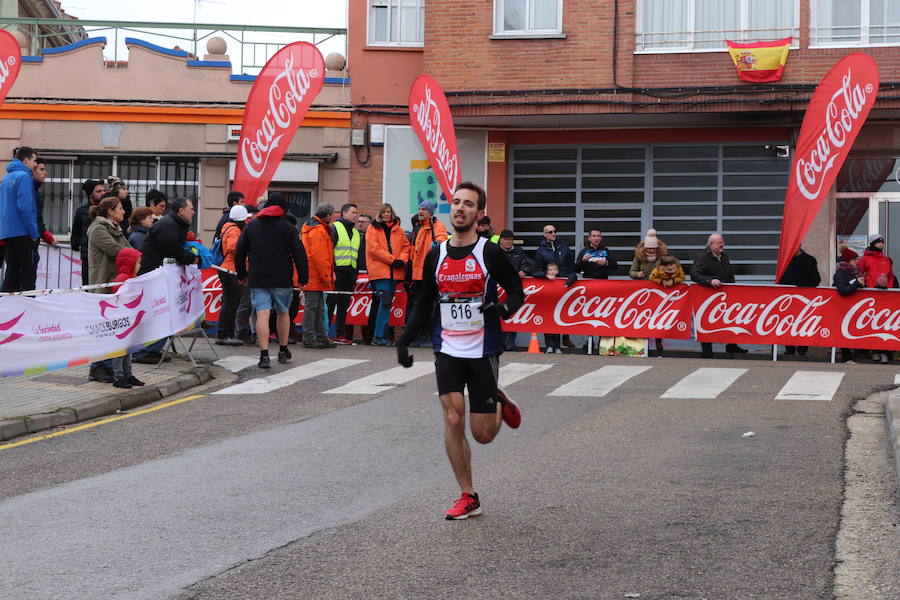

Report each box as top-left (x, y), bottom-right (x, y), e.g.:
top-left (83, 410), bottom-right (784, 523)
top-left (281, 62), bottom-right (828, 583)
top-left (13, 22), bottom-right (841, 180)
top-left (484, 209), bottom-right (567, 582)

top-left (477, 216), bottom-right (500, 244)
top-left (407, 199), bottom-right (449, 346)
top-left (328, 203), bottom-right (361, 345)
top-left (215, 204), bottom-right (250, 346)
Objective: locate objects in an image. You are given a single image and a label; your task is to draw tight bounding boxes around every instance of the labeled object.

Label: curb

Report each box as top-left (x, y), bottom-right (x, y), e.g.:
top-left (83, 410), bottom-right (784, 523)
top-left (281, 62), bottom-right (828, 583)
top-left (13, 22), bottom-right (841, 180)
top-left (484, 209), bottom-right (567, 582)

top-left (887, 389), bottom-right (900, 497)
top-left (0, 365), bottom-right (216, 443)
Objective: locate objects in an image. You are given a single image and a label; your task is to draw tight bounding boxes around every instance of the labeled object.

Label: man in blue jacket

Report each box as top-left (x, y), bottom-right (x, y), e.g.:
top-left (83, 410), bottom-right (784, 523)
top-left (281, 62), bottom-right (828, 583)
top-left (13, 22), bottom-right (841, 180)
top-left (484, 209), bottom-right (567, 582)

top-left (0, 147), bottom-right (39, 292)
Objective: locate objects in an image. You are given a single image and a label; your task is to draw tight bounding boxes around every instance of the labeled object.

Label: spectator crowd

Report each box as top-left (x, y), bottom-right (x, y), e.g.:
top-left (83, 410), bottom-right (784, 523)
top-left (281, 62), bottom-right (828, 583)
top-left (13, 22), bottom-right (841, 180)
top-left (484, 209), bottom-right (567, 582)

top-left (1, 160), bottom-right (898, 369)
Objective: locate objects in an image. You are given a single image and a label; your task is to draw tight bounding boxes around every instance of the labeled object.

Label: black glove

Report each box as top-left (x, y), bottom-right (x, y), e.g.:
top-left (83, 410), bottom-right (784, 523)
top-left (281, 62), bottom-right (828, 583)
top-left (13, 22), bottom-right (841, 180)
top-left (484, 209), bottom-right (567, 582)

top-left (565, 273), bottom-right (578, 287)
top-left (392, 259), bottom-right (405, 269)
top-left (397, 343), bottom-right (414, 368)
top-left (479, 301), bottom-right (512, 320)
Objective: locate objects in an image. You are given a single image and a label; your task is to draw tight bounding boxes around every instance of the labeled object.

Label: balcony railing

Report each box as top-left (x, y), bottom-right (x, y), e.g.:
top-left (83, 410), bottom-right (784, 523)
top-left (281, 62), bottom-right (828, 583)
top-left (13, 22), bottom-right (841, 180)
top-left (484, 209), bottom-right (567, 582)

top-left (0, 17), bottom-right (346, 75)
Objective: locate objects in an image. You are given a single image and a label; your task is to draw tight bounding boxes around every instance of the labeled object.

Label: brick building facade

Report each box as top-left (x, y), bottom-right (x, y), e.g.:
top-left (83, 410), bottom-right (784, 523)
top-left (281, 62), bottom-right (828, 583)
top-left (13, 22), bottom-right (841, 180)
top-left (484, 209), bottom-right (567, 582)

top-left (349, 0), bottom-right (900, 281)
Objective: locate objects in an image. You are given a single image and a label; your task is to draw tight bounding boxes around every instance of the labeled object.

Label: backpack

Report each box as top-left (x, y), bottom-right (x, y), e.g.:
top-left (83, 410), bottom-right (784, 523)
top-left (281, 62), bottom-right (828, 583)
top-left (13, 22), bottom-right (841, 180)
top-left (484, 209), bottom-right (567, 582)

top-left (209, 236), bottom-right (224, 266)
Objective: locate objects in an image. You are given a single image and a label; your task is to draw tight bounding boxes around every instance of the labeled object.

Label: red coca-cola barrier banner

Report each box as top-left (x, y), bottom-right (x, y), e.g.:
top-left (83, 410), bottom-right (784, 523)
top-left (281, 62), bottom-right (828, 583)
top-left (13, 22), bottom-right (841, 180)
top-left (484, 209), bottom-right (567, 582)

top-left (202, 272), bottom-right (900, 349)
top-left (499, 279), bottom-right (693, 339)
top-left (233, 42), bottom-right (325, 206)
top-left (409, 74), bottom-right (460, 202)
top-left (776, 53), bottom-right (879, 280)
top-left (0, 30), bottom-right (21, 106)
top-left (202, 270), bottom-right (406, 327)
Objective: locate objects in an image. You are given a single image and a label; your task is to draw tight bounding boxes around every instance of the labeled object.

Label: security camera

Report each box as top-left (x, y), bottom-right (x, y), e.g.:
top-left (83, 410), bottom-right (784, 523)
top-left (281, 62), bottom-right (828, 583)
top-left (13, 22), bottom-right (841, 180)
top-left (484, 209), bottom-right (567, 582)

top-left (765, 144), bottom-right (790, 158)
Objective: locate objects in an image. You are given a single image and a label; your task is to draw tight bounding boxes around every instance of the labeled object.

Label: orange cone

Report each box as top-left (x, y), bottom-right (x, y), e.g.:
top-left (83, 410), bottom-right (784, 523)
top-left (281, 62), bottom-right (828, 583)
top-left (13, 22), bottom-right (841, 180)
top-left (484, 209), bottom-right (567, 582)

top-left (526, 332), bottom-right (541, 354)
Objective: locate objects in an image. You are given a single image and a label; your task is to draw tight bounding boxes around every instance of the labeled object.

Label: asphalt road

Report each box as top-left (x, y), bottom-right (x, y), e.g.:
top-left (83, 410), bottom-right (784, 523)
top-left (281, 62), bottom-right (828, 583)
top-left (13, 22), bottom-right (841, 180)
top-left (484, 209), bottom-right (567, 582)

top-left (0, 344), bottom-right (895, 599)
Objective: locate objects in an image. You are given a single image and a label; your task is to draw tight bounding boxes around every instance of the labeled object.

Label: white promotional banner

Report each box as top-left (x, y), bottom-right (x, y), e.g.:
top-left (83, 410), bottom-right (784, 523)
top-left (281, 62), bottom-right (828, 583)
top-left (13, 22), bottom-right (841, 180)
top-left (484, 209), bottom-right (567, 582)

top-left (0, 265), bottom-right (204, 377)
top-left (35, 243), bottom-right (83, 290)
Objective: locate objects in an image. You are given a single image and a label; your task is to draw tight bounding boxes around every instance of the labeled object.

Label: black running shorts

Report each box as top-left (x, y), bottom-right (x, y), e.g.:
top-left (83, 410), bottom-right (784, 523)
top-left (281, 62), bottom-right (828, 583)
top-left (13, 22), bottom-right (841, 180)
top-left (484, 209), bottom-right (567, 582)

top-left (434, 352), bottom-right (499, 413)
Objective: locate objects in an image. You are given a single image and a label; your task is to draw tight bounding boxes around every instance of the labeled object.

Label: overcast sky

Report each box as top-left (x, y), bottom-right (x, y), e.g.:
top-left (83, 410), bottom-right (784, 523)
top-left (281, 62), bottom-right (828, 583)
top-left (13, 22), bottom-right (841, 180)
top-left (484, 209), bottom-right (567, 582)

top-left (59, 0), bottom-right (348, 70)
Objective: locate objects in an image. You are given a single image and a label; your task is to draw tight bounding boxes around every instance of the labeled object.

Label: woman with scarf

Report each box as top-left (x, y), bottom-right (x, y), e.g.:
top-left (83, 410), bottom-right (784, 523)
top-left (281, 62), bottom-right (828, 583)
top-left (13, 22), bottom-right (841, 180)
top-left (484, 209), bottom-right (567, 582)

top-left (833, 244), bottom-right (867, 363)
top-left (365, 203), bottom-right (410, 346)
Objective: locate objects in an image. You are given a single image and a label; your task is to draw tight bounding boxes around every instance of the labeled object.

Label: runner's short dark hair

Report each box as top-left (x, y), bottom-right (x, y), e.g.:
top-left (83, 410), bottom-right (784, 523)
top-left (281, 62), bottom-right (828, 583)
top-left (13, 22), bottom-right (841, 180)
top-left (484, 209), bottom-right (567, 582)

top-left (455, 181), bottom-right (486, 210)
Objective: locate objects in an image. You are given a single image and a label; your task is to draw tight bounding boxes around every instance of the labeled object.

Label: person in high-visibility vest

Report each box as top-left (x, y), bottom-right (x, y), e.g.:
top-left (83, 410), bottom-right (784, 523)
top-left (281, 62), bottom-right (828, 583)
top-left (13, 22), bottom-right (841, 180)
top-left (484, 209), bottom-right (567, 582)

top-left (328, 202), bottom-right (361, 345)
top-left (476, 215), bottom-right (500, 244)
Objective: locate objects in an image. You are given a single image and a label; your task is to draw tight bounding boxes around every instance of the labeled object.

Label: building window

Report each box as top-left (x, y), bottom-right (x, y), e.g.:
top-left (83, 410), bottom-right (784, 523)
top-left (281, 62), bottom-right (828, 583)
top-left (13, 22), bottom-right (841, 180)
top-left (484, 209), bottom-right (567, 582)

top-left (811, 0), bottom-right (900, 46)
top-left (369, 0), bottom-right (425, 47)
top-left (635, 0), bottom-right (799, 52)
top-left (42, 155), bottom-right (200, 236)
top-left (494, 0), bottom-right (563, 36)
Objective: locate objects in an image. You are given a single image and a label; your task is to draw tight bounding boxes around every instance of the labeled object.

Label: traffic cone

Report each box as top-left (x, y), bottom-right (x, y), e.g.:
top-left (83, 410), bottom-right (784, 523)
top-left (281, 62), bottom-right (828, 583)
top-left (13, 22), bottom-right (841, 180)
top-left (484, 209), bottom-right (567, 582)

top-left (526, 332), bottom-right (541, 354)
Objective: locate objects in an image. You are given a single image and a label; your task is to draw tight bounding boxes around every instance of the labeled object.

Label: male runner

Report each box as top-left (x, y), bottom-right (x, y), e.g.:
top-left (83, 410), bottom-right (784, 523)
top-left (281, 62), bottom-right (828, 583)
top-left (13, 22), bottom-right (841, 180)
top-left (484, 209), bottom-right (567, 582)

top-left (396, 181), bottom-right (525, 520)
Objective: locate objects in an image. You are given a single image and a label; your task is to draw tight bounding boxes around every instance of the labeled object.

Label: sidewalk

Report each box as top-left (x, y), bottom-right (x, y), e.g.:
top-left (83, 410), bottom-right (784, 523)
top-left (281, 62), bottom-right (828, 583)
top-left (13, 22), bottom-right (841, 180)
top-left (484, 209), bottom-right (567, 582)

top-left (0, 357), bottom-right (218, 442)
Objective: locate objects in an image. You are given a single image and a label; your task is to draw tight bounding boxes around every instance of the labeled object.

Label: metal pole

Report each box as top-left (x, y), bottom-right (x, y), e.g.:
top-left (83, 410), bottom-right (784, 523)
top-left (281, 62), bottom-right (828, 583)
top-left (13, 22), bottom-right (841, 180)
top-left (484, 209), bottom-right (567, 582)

top-left (772, 344), bottom-right (777, 362)
top-left (831, 347), bottom-right (836, 364)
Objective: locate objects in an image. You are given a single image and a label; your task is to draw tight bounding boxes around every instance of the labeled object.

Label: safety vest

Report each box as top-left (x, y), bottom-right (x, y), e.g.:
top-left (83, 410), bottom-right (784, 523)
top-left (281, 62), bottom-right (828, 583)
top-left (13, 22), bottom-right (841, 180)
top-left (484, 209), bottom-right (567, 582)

top-left (334, 222), bottom-right (360, 268)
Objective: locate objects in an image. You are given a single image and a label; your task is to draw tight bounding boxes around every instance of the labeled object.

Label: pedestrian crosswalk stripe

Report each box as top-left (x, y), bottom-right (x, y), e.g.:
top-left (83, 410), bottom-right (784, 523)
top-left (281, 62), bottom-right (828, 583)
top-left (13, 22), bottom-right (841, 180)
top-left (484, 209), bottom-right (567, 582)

top-left (213, 358), bottom-right (368, 395)
top-left (499, 362), bottom-right (553, 387)
top-left (548, 365), bottom-right (652, 398)
top-left (775, 370), bottom-right (845, 401)
top-left (213, 355), bottom-right (260, 373)
top-left (324, 362), bottom-right (435, 395)
top-left (661, 367), bottom-right (748, 399)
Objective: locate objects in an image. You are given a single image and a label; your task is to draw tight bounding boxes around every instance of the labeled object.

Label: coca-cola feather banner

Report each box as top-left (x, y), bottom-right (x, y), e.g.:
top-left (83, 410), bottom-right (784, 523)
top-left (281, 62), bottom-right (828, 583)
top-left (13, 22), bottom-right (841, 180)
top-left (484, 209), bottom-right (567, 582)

top-left (0, 30), bottom-right (22, 106)
top-left (409, 74), bottom-right (461, 202)
top-left (777, 53), bottom-right (879, 280)
top-left (233, 42), bottom-right (325, 205)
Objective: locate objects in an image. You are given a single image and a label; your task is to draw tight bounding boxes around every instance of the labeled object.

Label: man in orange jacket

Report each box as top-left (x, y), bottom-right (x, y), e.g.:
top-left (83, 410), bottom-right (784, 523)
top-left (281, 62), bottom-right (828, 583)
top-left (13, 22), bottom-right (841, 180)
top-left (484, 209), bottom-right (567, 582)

top-left (407, 199), bottom-right (448, 346)
top-left (301, 204), bottom-right (337, 349)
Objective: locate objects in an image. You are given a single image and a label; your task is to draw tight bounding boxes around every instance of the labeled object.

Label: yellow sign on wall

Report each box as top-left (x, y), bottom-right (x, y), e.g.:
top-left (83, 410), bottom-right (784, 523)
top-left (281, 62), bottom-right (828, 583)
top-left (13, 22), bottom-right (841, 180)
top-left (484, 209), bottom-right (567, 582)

top-left (488, 142), bottom-right (506, 162)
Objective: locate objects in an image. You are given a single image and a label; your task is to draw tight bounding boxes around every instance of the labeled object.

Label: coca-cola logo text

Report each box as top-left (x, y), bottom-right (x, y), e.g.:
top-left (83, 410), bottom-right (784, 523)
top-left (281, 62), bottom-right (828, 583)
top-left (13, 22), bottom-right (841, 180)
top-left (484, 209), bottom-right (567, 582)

top-left (412, 85), bottom-right (460, 194)
top-left (795, 69), bottom-right (875, 201)
top-left (240, 54), bottom-right (318, 179)
top-left (840, 297), bottom-right (900, 342)
top-left (695, 291), bottom-right (829, 338)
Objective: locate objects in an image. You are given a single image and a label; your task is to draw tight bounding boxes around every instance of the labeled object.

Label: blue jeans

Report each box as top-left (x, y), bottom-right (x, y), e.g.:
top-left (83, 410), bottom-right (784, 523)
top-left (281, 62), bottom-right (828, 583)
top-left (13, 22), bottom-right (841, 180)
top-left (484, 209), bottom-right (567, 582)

top-left (371, 279), bottom-right (396, 341)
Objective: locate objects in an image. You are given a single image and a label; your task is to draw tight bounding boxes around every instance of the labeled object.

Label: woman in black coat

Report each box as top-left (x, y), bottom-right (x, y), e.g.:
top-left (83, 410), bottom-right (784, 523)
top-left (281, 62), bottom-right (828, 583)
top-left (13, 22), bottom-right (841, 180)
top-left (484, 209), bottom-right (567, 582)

top-left (778, 246), bottom-right (821, 356)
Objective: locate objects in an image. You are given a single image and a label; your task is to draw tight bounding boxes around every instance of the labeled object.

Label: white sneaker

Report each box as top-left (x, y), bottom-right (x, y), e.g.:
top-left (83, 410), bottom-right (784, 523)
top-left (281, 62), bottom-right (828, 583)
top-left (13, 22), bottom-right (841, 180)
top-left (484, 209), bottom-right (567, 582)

top-left (555, 347), bottom-right (563, 354)
top-left (880, 353), bottom-right (889, 364)
top-left (545, 347), bottom-right (554, 354)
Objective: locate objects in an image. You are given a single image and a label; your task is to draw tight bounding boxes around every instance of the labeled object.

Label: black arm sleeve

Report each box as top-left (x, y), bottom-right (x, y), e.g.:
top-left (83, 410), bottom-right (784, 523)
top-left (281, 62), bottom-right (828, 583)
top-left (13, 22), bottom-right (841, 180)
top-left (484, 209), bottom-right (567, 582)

top-left (156, 224), bottom-right (197, 266)
top-left (398, 246), bottom-right (440, 346)
top-left (70, 208), bottom-right (84, 251)
top-left (484, 242), bottom-right (525, 315)
top-left (292, 234), bottom-right (309, 286)
top-left (234, 229), bottom-right (249, 279)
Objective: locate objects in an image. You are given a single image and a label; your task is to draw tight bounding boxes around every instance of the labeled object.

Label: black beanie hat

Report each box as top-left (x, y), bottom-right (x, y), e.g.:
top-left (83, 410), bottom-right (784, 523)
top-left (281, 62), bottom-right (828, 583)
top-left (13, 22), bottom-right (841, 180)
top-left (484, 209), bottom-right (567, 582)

top-left (265, 191), bottom-right (286, 209)
top-left (82, 179), bottom-right (100, 199)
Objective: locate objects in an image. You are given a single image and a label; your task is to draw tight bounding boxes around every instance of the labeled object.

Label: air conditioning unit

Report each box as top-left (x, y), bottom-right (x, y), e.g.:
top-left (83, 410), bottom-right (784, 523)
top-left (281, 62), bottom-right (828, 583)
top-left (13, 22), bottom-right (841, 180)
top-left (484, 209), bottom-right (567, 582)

top-left (226, 124), bottom-right (242, 142)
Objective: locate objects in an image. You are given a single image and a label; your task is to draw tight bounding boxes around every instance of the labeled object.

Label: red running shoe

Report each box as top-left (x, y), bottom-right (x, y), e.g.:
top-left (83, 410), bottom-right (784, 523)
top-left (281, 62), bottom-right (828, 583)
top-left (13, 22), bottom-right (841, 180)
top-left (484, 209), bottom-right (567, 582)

top-left (445, 492), bottom-right (481, 520)
top-left (496, 388), bottom-right (522, 429)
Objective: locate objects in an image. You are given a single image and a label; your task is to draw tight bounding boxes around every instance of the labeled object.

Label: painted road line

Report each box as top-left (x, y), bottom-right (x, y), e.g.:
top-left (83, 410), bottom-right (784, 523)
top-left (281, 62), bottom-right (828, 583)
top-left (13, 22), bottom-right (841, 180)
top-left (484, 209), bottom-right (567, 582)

top-left (213, 358), bottom-right (368, 395)
top-left (895, 374), bottom-right (900, 385)
top-left (661, 367), bottom-right (748, 399)
top-left (0, 395), bottom-right (204, 452)
top-left (549, 365), bottom-right (652, 398)
top-left (498, 362), bottom-right (553, 388)
top-left (213, 355), bottom-right (260, 373)
top-left (324, 362), bottom-right (435, 395)
top-left (775, 371), bottom-right (845, 401)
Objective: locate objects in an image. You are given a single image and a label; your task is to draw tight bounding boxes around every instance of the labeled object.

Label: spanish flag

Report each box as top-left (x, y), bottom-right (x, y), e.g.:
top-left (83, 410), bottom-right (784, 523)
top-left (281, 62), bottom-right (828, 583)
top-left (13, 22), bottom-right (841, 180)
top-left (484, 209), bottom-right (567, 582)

top-left (726, 37), bottom-right (791, 83)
